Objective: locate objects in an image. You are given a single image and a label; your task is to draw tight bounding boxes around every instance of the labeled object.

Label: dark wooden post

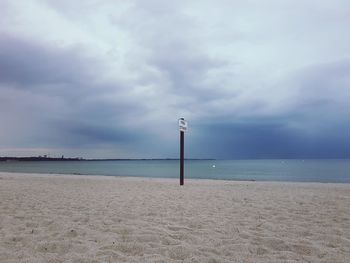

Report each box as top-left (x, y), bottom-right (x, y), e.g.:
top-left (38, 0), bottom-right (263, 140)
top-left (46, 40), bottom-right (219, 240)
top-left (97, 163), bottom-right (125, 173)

top-left (180, 128), bottom-right (184, 185)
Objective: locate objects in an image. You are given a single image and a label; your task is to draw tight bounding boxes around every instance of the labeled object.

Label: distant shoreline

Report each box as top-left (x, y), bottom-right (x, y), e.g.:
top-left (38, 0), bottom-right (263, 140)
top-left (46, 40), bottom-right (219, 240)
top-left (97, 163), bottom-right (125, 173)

top-left (2, 157), bottom-right (350, 162)
top-left (0, 157), bottom-right (215, 162)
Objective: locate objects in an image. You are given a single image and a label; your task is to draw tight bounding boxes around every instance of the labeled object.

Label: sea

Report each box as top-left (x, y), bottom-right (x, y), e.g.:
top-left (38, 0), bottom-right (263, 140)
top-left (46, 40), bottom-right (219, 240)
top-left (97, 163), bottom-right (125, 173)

top-left (1, 159), bottom-right (350, 183)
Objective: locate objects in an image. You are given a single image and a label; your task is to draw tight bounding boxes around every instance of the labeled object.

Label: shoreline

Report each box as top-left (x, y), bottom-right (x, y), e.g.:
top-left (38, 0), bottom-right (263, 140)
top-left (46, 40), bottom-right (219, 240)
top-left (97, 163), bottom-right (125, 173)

top-left (1, 171), bottom-right (350, 185)
top-left (1, 172), bottom-right (349, 262)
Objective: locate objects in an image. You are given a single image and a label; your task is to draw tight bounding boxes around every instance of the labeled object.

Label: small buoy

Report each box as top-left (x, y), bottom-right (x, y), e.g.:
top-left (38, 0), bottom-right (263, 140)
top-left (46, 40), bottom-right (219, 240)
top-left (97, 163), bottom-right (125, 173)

top-left (212, 165), bottom-right (216, 168)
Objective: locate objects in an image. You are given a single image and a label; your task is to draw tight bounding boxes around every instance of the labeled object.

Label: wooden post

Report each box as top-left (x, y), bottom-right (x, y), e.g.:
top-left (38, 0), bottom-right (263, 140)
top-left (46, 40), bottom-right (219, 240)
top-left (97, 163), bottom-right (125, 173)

top-left (180, 129), bottom-right (184, 185)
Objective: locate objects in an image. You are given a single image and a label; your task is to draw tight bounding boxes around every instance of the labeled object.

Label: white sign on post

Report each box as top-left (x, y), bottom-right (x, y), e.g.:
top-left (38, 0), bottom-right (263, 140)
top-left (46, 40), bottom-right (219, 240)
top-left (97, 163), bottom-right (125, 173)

top-left (179, 119), bottom-right (188, 132)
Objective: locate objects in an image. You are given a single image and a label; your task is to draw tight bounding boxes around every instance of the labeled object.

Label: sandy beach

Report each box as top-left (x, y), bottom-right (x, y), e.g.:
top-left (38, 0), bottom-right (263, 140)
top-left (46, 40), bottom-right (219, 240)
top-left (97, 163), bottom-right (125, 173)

top-left (0, 172), bottom-right (349, 262)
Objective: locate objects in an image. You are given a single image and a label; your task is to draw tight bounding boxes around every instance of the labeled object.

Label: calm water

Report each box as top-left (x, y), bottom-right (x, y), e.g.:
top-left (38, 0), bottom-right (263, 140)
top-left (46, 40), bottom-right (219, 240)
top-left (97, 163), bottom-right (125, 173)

top-left (0, 159), bottom-right (350, 183)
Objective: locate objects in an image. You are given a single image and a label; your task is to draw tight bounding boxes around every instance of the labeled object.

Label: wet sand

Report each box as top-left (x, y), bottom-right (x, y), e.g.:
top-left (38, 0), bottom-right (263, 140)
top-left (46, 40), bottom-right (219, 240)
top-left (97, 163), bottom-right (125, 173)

top-left (0, 172), bottom-right (349, 262)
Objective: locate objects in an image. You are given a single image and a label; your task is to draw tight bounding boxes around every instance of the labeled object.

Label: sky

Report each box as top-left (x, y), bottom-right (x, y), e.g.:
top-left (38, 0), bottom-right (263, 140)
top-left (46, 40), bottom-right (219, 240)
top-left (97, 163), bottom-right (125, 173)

top-left (0, 0), bottom-right (350, 159)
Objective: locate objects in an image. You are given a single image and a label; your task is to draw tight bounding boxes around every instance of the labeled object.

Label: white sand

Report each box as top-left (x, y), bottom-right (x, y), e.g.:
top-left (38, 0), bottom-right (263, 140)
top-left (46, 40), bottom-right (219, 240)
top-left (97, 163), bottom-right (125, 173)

top-left (0, 172), bottom-right (350, 263)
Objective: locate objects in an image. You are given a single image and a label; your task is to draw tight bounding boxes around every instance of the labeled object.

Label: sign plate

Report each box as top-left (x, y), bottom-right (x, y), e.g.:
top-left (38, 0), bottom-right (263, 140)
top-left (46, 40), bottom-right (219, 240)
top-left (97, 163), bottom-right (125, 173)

top-left (179, 119), bottom-right (188, 132)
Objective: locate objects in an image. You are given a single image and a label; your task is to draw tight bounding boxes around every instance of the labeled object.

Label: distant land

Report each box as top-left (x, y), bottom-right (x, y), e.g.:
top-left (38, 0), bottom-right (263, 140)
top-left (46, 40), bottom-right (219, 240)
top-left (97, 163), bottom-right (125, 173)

top-left (0, 156), bottom-right (215, 162)
top-left (0, 156), bottom-right (83, 162)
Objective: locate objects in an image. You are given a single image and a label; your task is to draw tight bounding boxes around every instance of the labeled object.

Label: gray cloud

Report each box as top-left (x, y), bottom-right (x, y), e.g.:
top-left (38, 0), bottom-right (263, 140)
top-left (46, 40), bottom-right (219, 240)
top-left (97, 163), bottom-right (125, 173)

top-left (0, 33), bottom-right (147, 152)
top-left (0, 35), bottom-right (92, 86)
top-left (0, 0), bottom-right (350, 158)
top-left (188, 119), bottom-right (350, 159)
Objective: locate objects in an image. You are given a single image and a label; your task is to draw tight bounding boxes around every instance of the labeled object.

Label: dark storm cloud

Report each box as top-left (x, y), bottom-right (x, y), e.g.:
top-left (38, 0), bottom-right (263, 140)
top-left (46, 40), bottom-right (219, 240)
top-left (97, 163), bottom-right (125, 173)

top-left (0, 34), bottom-right (99, 87)
top-left (72, 125), bottom-right (136, 143)
top-left (0, 33), bottom-right (150, 153)
top-left (56, 121), bottom-right (143, 147)
top-left (187, 58), bottom-right (350, 159)
top-left (188, 120), bottom-right (350, 159)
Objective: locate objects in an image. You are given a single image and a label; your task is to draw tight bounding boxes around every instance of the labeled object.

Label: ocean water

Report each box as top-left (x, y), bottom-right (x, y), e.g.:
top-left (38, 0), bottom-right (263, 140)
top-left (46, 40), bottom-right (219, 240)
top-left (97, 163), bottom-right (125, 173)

top-left (0, 159), bottom-right (350, 183)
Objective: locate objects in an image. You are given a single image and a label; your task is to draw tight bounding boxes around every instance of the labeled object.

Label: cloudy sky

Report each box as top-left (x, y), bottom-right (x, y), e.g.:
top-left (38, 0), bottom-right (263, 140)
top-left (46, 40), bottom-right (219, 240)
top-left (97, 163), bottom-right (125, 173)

top-left (0, 0), bottom-right (350, 159)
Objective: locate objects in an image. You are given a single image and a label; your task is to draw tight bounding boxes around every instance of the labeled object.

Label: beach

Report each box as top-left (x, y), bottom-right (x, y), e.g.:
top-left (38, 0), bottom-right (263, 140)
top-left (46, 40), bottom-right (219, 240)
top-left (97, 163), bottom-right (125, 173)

top-left (0, 172), bottom-right (349, 262)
